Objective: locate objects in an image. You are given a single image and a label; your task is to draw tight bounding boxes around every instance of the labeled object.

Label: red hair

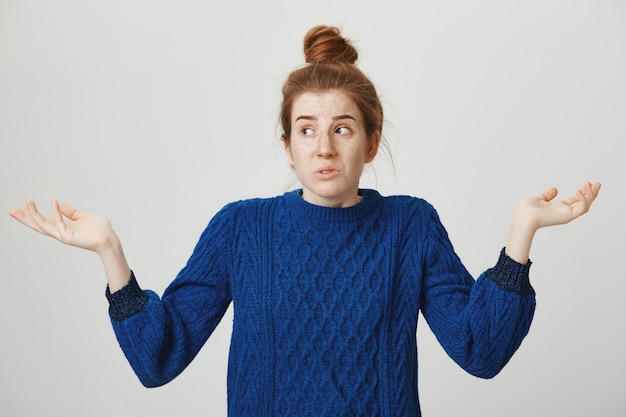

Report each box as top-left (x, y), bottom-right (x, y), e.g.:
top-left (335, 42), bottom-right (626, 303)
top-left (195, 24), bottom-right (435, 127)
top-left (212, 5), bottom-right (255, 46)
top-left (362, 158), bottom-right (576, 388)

top-left (280, 26), bottom-right (384, 146)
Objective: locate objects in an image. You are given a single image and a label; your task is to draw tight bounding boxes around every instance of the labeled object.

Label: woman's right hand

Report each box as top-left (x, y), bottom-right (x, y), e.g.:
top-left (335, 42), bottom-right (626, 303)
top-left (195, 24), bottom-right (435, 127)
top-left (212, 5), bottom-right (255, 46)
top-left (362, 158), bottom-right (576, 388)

top-left (10, 199), bottom-right (117, 255)
top-left (10, 200), bottom-right (132, 291)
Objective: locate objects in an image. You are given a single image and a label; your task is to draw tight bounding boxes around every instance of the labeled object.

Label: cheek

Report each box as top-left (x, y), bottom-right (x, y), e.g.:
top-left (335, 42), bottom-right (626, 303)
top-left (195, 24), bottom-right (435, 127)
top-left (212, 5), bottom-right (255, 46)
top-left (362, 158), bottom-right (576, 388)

top-left (352, 145), bottom-right (371, 165)
top-left (286, 147), bottom-right (309, 170)
top-left (286, 141), bottom-right (313, 162)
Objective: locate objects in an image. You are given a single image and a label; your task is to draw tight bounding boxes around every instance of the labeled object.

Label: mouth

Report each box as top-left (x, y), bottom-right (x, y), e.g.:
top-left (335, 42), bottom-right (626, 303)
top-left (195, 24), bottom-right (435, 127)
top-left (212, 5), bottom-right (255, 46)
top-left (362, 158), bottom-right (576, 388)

top-left (316, 166), bottom-right (339, 174)
top-left (315, 166), bottom-right (341, 178)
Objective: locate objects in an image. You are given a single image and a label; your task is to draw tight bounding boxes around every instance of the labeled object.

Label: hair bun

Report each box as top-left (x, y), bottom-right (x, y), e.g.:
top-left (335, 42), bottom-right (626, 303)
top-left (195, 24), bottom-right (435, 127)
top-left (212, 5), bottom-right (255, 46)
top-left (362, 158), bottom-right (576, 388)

top-left (303, 25), bottom-right (358, 64)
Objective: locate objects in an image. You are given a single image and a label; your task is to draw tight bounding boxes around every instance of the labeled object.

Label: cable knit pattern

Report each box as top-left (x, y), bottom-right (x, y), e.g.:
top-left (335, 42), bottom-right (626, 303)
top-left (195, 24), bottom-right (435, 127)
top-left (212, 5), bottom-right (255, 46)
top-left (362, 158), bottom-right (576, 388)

top-left (106, 189), bottom-right (536, 417)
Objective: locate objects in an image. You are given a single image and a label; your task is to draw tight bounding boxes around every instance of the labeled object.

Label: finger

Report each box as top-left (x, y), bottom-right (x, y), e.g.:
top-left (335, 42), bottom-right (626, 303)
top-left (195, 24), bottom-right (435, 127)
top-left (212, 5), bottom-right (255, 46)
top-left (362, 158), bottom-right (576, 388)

top-left (51, 200), bottom-right (68, 236)
top-left (12, 205), bottom-right (31, 222)
top-left (9, 207), bottom-right (30, 225)
top-left (563, 182), bottom-right (597, 208)
top-left (539, 187), bottom-right (558, 202)
top-left (577, 185), bottom-right (599, 214)
top-left (592, 182), bottom-right (602, 196)
top-left (575, 188), bottom-right (588, 205)
top-left (581, 181), bottom-right (598, 198)
top-left (19, 204), bottom-right (42, 228)
top-left (588, 182), bottom-right (601, 201)
top-left (27, 200), bottom-right (58, 238)
top-left (25, 200), bottom-right (47, 232)
top-left (15, 203), bottom-right (42, 233)
top-left (582, 183), bottom-right (595, 203)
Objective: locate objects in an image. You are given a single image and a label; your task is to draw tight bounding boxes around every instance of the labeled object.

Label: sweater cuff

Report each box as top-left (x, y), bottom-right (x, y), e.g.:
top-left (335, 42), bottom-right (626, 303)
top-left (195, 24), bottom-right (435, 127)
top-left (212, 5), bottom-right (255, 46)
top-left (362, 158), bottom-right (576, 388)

top-left (485, 248), bottom-right (534, 295)
top-left (105, 270), bottom-right (149, 322)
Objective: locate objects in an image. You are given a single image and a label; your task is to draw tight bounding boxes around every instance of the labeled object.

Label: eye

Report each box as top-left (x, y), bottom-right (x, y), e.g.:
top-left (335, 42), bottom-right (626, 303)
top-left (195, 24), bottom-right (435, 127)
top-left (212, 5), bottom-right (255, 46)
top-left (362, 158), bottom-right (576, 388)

top-left (335, 126), bottom-right (351, 135)
top-left (301, 127), bottom-right (314, 136)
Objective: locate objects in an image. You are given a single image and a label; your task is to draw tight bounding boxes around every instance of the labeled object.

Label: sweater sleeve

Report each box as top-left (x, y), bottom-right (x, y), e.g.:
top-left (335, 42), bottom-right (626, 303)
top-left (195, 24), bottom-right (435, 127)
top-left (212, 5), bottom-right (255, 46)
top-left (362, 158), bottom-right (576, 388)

top-left (418, 207), bottom-right (536, 379)
top-left (105, 204), bottom-right (234, 388)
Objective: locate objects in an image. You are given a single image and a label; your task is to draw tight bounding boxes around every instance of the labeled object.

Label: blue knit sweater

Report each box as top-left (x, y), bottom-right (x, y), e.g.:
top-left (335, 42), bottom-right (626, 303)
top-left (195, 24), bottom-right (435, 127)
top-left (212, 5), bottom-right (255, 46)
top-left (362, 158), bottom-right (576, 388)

top-left (106, 189), bottom-right (535, 417)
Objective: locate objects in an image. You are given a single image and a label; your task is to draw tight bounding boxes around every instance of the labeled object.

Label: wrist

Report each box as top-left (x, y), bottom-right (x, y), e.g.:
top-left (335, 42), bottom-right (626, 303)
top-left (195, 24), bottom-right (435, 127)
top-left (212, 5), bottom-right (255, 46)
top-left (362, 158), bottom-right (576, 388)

top-left (97, 232), bottom-right (131, 293)
top-left (505, 210), bottom-right (538, 264)
top-left (95, 227), bottom-right (122, 256)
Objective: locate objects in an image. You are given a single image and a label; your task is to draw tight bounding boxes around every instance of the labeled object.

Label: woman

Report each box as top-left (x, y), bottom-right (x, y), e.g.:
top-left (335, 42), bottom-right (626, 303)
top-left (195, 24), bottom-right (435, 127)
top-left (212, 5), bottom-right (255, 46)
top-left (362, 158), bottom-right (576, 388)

top-left (10, 25), bottom-right (600, 416)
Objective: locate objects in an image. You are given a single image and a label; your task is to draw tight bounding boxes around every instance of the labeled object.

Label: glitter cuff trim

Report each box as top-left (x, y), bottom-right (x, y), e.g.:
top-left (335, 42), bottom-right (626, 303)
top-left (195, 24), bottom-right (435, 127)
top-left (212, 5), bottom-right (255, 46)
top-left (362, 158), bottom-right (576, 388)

top-left (485, 248), bottom-right (534, 295)
top-left (105, 271), bottom-right (149, 322)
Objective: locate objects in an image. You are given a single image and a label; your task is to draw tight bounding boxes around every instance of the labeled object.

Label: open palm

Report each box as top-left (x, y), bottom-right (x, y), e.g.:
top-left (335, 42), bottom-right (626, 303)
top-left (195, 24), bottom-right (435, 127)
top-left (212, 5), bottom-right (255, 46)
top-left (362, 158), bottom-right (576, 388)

top-left (10, 200), bottom-right (115, 254)
top-left (517, 182), bottom-right (601, 230)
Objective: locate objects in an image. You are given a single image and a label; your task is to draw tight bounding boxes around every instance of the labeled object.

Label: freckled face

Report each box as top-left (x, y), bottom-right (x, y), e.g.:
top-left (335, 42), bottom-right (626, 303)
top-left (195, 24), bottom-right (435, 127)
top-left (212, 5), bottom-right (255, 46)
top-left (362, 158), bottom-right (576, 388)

top-left (284, 90), bottom-right (380, 208)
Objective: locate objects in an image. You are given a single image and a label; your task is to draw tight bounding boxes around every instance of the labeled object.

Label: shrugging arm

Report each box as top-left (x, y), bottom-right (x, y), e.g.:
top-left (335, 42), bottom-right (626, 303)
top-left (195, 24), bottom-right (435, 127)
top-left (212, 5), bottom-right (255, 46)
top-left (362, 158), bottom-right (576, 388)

top-left (419, 209), bottom-right (536, 379)
top-left (106, 206), bottom-right (234, 387)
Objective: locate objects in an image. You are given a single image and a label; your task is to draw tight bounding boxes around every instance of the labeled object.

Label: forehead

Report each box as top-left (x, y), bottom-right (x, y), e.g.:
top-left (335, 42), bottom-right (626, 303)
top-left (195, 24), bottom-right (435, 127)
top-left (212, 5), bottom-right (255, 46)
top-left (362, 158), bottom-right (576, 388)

top-left (292, 90), bottom-right (361, 120)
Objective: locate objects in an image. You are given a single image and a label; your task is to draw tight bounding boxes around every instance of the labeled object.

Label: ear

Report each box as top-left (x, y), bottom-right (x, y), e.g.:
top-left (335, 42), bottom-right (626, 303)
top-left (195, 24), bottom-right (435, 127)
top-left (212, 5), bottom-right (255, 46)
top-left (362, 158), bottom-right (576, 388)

top-left (283, 139), bottom-right (295, 166)
top-left (365, 132), bottom-right (381, 163)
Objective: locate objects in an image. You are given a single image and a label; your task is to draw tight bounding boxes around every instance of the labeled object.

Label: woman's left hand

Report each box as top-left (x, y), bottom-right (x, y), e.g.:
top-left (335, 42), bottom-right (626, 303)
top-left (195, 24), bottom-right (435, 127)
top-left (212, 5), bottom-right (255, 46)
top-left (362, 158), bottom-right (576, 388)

top-left (505, 181), bottom-right (601, 264)
top-left (516, 181), bottom-right (601, 230)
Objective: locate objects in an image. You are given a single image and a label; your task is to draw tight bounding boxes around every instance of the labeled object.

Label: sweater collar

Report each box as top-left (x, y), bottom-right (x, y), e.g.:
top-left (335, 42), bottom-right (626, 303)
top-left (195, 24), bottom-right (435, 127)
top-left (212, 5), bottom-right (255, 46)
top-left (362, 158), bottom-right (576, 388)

top-left (283, 189), bottom-right (383, 222)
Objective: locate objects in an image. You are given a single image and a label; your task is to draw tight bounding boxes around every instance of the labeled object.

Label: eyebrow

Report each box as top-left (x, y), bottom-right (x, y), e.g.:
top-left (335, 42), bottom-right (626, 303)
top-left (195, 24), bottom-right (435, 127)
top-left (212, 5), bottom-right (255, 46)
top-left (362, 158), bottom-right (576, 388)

top-left (294, 114), bottom-right (357, 122)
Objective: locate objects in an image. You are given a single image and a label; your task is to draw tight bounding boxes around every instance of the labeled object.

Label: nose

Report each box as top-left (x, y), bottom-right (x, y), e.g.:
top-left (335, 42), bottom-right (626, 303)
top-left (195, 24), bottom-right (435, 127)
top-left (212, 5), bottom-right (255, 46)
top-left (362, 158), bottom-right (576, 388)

top-left (317, 131), bottom-right (336, 158)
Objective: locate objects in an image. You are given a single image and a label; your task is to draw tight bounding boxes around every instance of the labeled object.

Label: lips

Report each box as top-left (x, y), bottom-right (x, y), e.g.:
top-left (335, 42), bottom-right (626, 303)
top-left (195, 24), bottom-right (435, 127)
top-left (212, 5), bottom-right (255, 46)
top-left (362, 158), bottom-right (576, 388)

top-left (315, 166), bottom-right (341, 178)
top-left (316, 165), bottom-right (338, 173)
top-left (316, 166), bottom-right (339, 173)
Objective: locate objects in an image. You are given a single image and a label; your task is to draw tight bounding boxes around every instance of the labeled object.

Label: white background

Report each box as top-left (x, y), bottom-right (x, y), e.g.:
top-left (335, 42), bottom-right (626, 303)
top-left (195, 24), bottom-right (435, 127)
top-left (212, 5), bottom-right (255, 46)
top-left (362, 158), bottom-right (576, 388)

top-left (1, 1), bottom-right (624, 416)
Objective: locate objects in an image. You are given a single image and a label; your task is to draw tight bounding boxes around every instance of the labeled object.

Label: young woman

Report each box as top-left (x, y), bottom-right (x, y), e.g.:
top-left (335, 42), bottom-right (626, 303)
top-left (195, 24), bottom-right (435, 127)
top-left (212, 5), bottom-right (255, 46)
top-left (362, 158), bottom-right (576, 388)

top-left (10, 25), bottom-right (600, 417)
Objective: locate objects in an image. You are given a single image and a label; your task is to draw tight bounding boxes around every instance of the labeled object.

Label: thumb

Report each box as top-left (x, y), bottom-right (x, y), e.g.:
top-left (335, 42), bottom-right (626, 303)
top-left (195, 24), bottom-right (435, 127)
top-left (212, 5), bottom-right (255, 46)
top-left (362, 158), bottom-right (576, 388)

top-left (58, 202), bottom-right (81, 220)
top-left (539, 187), bottom-right (558, 202)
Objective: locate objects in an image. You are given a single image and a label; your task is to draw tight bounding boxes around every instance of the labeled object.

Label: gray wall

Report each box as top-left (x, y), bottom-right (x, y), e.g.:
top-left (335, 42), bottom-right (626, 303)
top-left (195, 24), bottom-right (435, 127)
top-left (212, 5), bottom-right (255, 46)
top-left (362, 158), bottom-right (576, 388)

top-left (1, 1), bottom-right (624, 416)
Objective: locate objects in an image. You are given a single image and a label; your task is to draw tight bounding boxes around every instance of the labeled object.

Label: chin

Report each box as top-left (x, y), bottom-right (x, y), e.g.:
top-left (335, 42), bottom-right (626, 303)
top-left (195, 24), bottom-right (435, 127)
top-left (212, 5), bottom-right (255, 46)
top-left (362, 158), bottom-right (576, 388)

top-left (312, 186), bottom-right (349, 200)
